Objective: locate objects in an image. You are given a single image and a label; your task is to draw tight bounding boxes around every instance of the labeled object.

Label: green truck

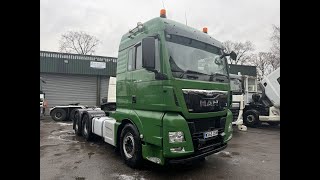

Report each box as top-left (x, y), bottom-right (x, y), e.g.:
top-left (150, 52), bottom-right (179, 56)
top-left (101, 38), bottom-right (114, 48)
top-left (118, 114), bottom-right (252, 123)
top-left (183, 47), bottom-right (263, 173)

top-left (73, 9), bottom-right (236, 168)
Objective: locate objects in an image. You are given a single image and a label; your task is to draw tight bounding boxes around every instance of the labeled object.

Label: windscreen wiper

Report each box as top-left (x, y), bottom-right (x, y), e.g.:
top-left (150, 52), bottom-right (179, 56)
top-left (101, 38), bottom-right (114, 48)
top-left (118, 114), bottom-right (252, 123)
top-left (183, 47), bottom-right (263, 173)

top-left (179, 70), bottom-right (207, 78)
top-left (209, 73), bottom-right (229, 82)
top-left (210, 72), bottom-right (228, 78)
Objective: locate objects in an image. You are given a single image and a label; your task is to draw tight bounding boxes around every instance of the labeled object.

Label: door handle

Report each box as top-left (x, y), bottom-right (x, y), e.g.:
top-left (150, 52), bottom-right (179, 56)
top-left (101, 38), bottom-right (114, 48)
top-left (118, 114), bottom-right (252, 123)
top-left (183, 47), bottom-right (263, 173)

top-left (132, 95), bottom-right (136, 103)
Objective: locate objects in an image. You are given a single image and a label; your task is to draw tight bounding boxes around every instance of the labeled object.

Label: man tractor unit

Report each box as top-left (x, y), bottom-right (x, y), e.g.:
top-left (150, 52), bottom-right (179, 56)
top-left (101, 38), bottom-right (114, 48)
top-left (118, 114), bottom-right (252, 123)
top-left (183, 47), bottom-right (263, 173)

top-left (72, 9), bottom-right (236, 168)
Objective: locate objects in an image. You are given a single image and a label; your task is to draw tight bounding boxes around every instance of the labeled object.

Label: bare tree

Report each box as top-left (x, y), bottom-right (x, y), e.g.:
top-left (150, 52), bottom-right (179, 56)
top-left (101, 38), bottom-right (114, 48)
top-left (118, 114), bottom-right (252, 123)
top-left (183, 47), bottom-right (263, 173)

top-left (270, 25), bottom-right (280, 70)
top-left (249, 52), bottom-right (273, 80)
top-left (223, 40), bottom-right (255, 65)
top-left (59, 31), bottom-right (100, 55)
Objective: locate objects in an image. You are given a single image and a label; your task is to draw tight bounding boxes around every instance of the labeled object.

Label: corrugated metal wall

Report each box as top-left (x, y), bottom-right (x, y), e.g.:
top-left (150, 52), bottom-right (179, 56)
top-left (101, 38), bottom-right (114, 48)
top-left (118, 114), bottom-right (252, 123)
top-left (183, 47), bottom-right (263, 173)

top-left (41, 73), bottom-right (110, 115)
top-left (40, 51), bottom-right (117, 76)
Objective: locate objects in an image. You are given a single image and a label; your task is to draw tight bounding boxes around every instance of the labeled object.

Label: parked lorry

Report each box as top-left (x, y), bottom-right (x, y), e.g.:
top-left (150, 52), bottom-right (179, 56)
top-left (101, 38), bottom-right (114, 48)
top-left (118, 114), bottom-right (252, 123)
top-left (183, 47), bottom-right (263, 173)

top-left (40, 77), bottom-right (47, 118)
top-left (49, 77), bottom-right (116, 121)
top-left (100, 76), bottom-right (116, 112)
top-left (229, 74), bottom-right (247, 131)
top-left (73, 9), bottom-right (236, 168)
top-left (243, 67), bottom-right (280, 127)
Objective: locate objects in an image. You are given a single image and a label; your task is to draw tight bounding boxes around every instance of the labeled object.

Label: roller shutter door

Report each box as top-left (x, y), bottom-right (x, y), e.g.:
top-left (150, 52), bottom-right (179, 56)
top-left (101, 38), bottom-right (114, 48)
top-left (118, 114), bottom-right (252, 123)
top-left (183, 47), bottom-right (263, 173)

top-left (40, 73), bottom-right (97, 114)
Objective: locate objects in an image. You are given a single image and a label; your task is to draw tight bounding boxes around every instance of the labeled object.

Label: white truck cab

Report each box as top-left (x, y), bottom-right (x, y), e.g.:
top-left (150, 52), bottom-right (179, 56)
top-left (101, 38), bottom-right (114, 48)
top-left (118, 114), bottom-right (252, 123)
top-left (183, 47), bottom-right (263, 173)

top-left (243, 67), bottom-right (280, 127)
top-left (229, 74), bottom-right (247, 131)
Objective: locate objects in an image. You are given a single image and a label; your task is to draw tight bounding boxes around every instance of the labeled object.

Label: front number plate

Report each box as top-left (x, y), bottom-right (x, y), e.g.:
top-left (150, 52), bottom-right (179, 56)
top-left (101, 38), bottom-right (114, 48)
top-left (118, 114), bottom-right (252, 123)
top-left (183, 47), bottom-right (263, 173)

top-left (203, 130), bottom-right (219, 139)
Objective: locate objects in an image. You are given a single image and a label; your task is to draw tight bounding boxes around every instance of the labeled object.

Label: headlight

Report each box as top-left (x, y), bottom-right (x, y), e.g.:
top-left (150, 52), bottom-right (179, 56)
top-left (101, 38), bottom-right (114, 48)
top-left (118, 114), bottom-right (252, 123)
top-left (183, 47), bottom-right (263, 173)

top-left (228, 123), bottom-right (233, 132)
top-left (169, 131), bottom-right (185, 143)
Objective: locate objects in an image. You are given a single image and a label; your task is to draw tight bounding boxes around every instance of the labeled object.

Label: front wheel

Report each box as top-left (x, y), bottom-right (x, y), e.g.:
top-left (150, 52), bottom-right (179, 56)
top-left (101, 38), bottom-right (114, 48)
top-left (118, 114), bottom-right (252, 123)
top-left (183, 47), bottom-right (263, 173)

top-left (120, 123), bottom-right (143, 169)
top-left (243, 110), bottom-right (261, 128)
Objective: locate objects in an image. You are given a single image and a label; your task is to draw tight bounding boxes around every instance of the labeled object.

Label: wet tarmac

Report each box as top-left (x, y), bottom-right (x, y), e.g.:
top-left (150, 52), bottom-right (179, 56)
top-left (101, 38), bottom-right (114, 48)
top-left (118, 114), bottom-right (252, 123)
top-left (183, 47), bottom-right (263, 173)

top-left (40, 118), bottom-right (280, 180)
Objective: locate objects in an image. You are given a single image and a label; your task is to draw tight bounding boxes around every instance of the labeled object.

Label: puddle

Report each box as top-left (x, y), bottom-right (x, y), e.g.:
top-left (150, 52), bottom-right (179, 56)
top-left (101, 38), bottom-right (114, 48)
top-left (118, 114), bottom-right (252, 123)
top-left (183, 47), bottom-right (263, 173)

top-left (40, 144), bottom-right (59, 150)
top-left (74, 176), bottom-right (86, 180)
top-left (111, 173), bottom-right (146, 180)
top-left (231, 158), bottom-right (240, 165)
top-left (231, 152), bottom-right (240, 155)
top-left (48, 130), bottom-right (83, 143)
top-left (57, 122), bottom-right (73, 126)
top-left (88, 152), bottom-right (95, 159)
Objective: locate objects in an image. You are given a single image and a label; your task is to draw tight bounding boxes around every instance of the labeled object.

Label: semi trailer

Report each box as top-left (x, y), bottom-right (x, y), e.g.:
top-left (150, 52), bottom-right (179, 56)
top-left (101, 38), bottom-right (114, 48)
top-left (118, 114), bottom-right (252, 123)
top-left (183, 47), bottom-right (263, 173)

top-left (73, 9), bottom-right (236, 168)
top-left (48, 77), bottom-right (116, 122)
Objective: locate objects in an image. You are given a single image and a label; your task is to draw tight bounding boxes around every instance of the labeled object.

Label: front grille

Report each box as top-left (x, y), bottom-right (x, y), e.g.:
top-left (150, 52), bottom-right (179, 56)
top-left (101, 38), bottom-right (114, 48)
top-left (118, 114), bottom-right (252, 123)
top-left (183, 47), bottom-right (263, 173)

top-left (183, 90), bottom-right (228, 113)
top-left (187, 116), bottom-right (226, 152)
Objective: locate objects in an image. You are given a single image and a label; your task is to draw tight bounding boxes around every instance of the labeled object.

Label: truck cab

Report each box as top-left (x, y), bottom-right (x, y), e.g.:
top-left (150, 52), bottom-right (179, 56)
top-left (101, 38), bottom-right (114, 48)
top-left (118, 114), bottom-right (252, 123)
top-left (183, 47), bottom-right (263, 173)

top-left (229, 74), bottom-right (247, 131)
top-left (243, 68), bottom-right (280, 127)
top-left (73, 10), bottom-right (235, 168)
top-left (40, 77), bottom-right (46, 118)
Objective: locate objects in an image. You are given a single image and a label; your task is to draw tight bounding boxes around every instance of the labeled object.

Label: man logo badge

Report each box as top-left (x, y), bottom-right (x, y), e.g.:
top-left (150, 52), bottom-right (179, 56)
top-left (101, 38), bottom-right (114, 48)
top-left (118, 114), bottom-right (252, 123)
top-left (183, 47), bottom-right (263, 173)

top-left (200, 99), bottom-right (218, 107)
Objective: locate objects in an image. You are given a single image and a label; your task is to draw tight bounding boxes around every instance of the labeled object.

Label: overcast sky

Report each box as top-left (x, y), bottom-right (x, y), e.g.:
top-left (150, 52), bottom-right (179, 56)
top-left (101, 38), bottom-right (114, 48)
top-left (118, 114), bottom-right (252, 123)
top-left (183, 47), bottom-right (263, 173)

top-left (40, 0), bottom-right (280, 57)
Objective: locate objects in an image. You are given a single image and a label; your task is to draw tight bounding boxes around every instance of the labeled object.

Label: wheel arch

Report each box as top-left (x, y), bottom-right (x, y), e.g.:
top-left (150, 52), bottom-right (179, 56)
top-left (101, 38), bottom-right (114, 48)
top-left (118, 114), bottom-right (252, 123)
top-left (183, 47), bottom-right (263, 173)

top-left (116, 118), bottom-right (142, 148)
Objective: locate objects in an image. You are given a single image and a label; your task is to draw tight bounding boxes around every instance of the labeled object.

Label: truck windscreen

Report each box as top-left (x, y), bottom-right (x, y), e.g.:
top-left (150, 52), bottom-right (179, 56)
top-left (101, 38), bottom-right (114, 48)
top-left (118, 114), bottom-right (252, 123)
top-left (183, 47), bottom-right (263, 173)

top-left (165, 34), bottom-right (228, 82)
top-left (230, 78), bottom-right (242, 95)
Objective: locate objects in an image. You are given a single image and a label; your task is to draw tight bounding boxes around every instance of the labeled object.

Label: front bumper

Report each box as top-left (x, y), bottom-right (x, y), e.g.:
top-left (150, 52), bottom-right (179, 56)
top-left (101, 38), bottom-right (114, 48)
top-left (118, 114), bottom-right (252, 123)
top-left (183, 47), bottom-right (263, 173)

top-left (167, 143), bottom-right (227, 164)
top-left (259, 115), bottom-right (280, 121)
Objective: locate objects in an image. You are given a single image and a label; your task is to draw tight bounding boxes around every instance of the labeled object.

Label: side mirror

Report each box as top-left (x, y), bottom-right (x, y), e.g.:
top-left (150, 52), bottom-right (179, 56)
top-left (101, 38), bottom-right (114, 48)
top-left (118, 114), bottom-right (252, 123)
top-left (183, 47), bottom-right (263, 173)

top-left (142, 37), bottom-right (156, 70)
top-left (230, 51), bottom-right (237, 60)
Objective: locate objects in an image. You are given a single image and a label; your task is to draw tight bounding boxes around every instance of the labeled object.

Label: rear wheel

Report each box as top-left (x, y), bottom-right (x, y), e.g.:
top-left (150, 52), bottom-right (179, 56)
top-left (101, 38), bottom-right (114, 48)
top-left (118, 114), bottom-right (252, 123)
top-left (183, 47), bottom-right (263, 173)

top-left (69, 109), bottom-right (78, 122)
top-left (51, 108), bottom-right (67, 121)
top-left (73, 111), bottom-right (82, 136)
top-left (82, 114), bottom-right (93, 141)
top-left (120, 123), bottom-right (143, 169)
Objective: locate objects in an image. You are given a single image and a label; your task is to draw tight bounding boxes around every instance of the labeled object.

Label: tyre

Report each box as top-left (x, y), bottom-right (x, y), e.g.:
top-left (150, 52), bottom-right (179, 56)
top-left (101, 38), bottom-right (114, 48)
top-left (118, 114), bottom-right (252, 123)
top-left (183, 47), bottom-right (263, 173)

top-left (69, 109), bottom-right (78, 122)
top-left (243, 110), bottom-right (261, 127)
top-left (73, 111), bottom-right (82, 136)
top-left (51, 108), bottom-right (67, 121)
top-left (82, 114), bottom-right (93, 141)
top-left (267, 122), bottom-right (280, 126)
top-left (120, 123), bottom-right (143, 169)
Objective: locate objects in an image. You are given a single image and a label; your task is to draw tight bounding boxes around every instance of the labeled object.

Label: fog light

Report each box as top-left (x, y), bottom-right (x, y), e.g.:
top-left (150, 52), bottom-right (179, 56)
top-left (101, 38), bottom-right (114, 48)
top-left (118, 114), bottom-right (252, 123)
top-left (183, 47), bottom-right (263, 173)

top-left (146, 157), bottom-right (161, 164)
top-left (170, 147), bottom-right (185, 153)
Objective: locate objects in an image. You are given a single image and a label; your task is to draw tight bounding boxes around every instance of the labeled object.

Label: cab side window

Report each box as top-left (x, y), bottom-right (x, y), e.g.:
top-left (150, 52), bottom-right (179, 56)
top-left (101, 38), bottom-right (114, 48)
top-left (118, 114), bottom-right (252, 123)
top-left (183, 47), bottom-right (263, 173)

top-left (127, 48), bottom-right (134, 71)
top-left (135, 44), bottom-right (142, 69)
